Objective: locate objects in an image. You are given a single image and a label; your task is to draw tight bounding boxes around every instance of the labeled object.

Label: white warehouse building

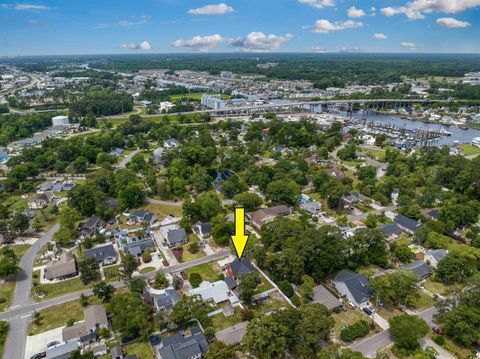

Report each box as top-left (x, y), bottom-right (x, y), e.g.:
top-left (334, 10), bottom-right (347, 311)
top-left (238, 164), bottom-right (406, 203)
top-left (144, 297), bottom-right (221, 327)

top-left (52, 115), bottom-right (69, 126)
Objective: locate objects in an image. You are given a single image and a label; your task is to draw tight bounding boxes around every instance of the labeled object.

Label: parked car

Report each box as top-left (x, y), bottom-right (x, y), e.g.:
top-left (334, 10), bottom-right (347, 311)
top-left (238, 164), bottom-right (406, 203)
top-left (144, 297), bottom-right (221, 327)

top-left (103, 256), bottom-right (116, 265)
top-left (30, 353), bottom-right (46, 359)
top-left (156, 252), bottom-right (162, 259)
top-left (340, 304), bottom-right (347, 312)
top-left (348, 300), bottom-right (356, 308)
top-left (180, 271), bottom-right (187, 280)
top-left (367, 306), bottom-right (375, 314)
top-left (377, 300), bottom-right (384, 307)
top-left (149, 334), bottom-right (161, 346)
top-left (362, 307), bottom-right (374, 316)
top-left (46, 341), bottom-right (60, 349)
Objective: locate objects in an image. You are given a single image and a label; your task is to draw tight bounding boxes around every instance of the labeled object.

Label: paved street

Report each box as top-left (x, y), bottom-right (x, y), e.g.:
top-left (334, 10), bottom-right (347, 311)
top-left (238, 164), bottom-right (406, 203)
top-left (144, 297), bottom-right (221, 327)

top-left (115, 149), bottom-right (141, 169)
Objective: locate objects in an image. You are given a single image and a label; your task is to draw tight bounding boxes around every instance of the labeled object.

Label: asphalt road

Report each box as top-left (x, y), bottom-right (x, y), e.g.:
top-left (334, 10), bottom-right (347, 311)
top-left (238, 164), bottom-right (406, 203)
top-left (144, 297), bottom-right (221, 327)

top-left (0, 242), bottom-right (230, 359)
top-left (349, 307), bottom-right (438, 358)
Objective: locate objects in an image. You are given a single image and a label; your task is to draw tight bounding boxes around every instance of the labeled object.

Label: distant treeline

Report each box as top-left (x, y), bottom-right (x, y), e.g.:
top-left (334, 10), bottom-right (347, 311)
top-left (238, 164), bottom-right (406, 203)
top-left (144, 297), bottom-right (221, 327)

top-left (69, 90), bottom-right (133, 116)
top-left (0, 113), bottom-right (55, 146)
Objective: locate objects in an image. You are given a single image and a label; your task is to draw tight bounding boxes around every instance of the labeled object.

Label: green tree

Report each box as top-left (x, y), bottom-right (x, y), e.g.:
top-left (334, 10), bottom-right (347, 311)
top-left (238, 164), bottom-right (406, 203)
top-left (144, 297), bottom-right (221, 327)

top-left (92, 281), bottom-right (116, 302)
top-left (244, 315), bottom-right (289, 359)
top-left (238, 272), bottom-right (261, 304)
top-left (204, 341), bottom-right (235, 359)
top-left (108, 292), bottom-right (150, 339)
top-left (0, 247), bottom-right (20, 278)
top-left (436, 253), bottom-right (476, 285)
top-left (370, 271), bottom-right (420, 307)
top-left (78, 257), bottom-right (99, 284)
top-left (394, 244), bottom-right (415, 263)
top-left (189, 272), bottom-right (203, 288)
top-left (121, 253), bottom-right (138, 282)
top-left (170, 295), bottom-right (210, 329)
top-left (389, 315), bottom-right (429, 352)
top-left (119, 183), bottom-right (145, 210)
top-left (233, 192), bottom-right (263, 212)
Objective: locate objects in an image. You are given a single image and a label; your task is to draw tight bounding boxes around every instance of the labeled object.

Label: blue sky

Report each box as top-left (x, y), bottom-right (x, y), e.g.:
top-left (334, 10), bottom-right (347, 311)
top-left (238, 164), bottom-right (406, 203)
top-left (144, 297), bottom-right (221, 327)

top-left (1, 0), bottom-right (480, 55)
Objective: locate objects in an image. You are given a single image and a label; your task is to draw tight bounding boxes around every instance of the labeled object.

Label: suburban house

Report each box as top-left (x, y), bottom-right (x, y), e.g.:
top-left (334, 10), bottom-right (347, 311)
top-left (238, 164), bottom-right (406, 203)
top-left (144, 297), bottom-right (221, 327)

top-left (341, 191), bottom-right (369, 210)
top-left (401, 260), bottom-right (432, 278)
top-left (38, 179), bottom-right (75, 194)
top-left (247, 205), bottom-right (292, 228)
top-left (194, 221), bottom-right (212, 239)
top-left (28, 195), bottom-right (48, 210)
top-left (215, 321), bottom-right (249, 346)
top-left (226, 258), bottom-right (253, 280)
top-left (153, 147), bottom-right (165, 165)
top-left (378, 223), bottom-right (402, 240)
top-left (153, 289), bottom-right (180, 311)
top-left (332, 270), bottom-right (374, 308)
top-left (84, 243), bottom-right (117, 264)
top-left (44, 252), bottom-right (77, 280)
top-left (127, 210), bottom-right (157, 226)
top-left (46, 340), bottom-right (78, 359)
top-left (421, 208), bottom-right (440, 221)
top-left (224, 276), bottom-right (238, 290)
top-left (116, 230), bottom-right (156, 257)
top-left (394, 214), bottom-right (421, 234)
top-left (163, 138), bottom-right (180, 149)
top-left (109, 148), bottom-right (124, 157)
top-left (62, 305), bottom-right (108, 348)
top-left (110, 346), bottom-right (123, 359)
top-left (300, 201), bottom-right (322, 216)
top-left (312, 284), bottom-right (341, 311)
top-left (163, 228), bottom-right (188, 248)
top-left (158, 326), bottom-right (209, 359)
top-left (189, 280), bottom-right (239, 306)
top-left (424, 249), bottom-right (448, 268)
top-left (326, 164), bottom-right (345, 180)
top-left (78, 215), bottom-right (105, 238)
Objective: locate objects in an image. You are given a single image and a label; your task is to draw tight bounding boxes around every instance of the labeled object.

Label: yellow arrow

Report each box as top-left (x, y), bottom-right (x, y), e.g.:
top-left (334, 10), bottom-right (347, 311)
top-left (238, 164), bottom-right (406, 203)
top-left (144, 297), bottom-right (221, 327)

top-left (231, 207), bottom-right (249, 259)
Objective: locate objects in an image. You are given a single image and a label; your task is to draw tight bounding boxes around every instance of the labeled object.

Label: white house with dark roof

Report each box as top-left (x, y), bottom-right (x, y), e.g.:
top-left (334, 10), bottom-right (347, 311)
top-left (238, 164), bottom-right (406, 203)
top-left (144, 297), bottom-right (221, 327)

top-left (401, 260), bottom-right (432, 278)
top-left (332, 270), bottom-right (374, 308)
top-left (424, 249), bottom-right (448, 268)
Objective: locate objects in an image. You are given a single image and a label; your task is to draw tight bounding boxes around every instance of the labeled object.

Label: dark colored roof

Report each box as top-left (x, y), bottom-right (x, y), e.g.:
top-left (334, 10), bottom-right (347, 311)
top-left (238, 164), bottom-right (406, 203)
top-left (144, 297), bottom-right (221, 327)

top-left (197, 221), bottom-right (212, 235)
top-left (394, 215), bottom-right (420, 232)
top-left (84, 244), bottom-right (116, 262)
top-left (401, 260), bottom-right (432, 278)
top-left (378, 223), bottom-right (402, 235)
top-left (159, 327), bottom-right (209, 359)
top-left (333, 270), bottom-right (374, 305)
top-left (80, 215), bottom-right (103, 230)
top-left (155, 289), bottom-right (180, 310)
top-left (225, 276), bottom-right (237, 289)
top-left (166, 228), bottom-right (187, 246)
top-left (229, 258), bottom-right (253, 276)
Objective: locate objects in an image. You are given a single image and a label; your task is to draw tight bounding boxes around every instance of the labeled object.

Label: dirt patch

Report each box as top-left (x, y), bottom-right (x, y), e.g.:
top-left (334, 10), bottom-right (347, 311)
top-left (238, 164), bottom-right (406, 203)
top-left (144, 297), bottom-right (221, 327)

top-left (172, 248), bottom-right (183, 262)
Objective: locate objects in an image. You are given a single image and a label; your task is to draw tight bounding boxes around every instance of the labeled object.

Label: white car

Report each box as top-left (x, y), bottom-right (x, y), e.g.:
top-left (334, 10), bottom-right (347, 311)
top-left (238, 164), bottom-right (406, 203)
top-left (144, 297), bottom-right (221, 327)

top-left (103, 256), bottom-right (116, 265)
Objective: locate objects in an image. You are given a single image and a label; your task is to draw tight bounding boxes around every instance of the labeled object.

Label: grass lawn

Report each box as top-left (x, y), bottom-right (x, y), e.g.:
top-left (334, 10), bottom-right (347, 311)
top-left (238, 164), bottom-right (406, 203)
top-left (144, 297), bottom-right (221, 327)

top-left (0, 280), bottom-right (15, 312)
top-left (360, 147), bottom-right (386, 161)
top-left (123, 341), bottom-right (154, 359)
top-left (0, 321), bottom-right (8, 359)
top-left (423, 278), bottom-right (464, 297)
top-left (33, 277), bottom-right (90, 302)
top-left (11, 244), bottom-right (31, 259)
top-left (183, 263), bottom-right (219, 282)
top-left (442, 336), bottom-right (476, 359)
top-left (256, 275), bottom-right (274, 294)
top-left (250, 298), bottom-right (287, 317)
top-left (210, 306), bottom-right (244, 331)
top-left (139, 203), bottom-right (182, 220)
top-left (333, 308), bottom-right (371, 340)
top-left (342, 160), bottom-right (364, 168)
top-left (376, 306), bottom-right (403, 322)
top-left (358, 265), bottom-right (383, 277)
top-left (139, 266), bottom-right (156, 274)
top-left (410, 291), bottom-right (435, 311)
top-left (181, 235), bottom-right (205, 262)
top-left (459, 144), bottom-right (480, 156)
top-left (103, 265), bottom-right (121, 282)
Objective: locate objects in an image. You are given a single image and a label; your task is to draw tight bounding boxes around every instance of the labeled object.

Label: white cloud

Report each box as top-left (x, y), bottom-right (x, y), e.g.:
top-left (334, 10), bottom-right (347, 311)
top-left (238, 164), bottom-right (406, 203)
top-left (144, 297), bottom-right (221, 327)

top-left (229, 32), bottom-right (293, 52)
top-left (1, 3), bottom-right (51, 10)
top-left (121, 41), bottom-right (152, 51)
top-left (298, 0), bottom-right (335, 9)
top-left (96, 15), bottom-right (150, 29)
top-left (312, 19), bottom-right (363, 33)
top-left (311, 46), bottom-right (328, 53)
top-left (373, 33), bottom-right (388, 39)
top-left (172, 34), bottom-right (224, 52)
top-left (348, 6), bottom-right (366, 18)
top-left (188, 3), bottom-right (233, 15)
top-left (381, 0), bottom-right (480, 20)
top-left (401, 41), bottom-right (416, 49)
top-left (436, 17), bottom-right (471, 27)
top-left (340, 47), bottom-right (362, 53)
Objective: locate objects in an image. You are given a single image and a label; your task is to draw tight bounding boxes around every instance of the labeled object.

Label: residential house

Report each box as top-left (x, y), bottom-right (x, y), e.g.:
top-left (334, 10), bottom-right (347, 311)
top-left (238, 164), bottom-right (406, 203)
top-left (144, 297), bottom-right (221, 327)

top-left (424, 249), bottom-right (448, 268)
top-left (312, 284), bottom-right (341, 311)
top-left (163, 138), bottom-right (180, 149)
top-left (44, 252), bottom-right (77, 280)
top-left (401, 260), bottom-right (432, 278)
top-left (378, 223), bottom-right (402, 240)
top-left (341, 191), bottom-right (369, 210)
top-left (247, 205), bottom-right (292, 229)
top-left (164, 228), bottom-right (188, 248)
top-left (215, 321), bottom-right (249, 346)
top-left (332, 270), bottom-right (374, 308)
top-left (116, 230), bottom-right (156, 257)
top-left (226, 258), bottom-right (253, 280)
top-left (109, 148), bottom-right (124, 157)
top-left (300, 201), bottom-right (322, 216)
top-left (326, 164), bottom-right (345, 180)
top-left (84, 243), bottom-right (117, 264)
top-left (194, 221), bottom-right (212, 239)
top-left (394, 215), bottom-right (421, 234)
top-left (224, 276), bottom-right (237, 290)
top-left (421, 208), bottom-right (440, 221)
top-left (154, 289), bottom-right (180, 311)
top-left (153, 147), bottom-right (165, 165)
top-left (28, 195), bottom-right (48, 210)
top-left (62, 323), bottom-right (96, 347)
top-left (158, 326), bottom-right (209, 359)
top-left (189, 280), bottom-right (239, 306)
top-left (78, 215), bottom-right (105, 238)
top-left (127, 210), bottom-right (157, 226)
top-left (111, 347), bottom-right (123, 359)
top-left (46, 340), bottom-right (78, 359)
top-left (84, 304), bottom-right (109, 333)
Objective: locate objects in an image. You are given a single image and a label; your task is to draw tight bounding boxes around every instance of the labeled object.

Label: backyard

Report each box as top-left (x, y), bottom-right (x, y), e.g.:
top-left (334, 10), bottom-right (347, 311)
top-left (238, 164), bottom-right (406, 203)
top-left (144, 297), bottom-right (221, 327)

top-left (210, 306), bottom-right (244, 331)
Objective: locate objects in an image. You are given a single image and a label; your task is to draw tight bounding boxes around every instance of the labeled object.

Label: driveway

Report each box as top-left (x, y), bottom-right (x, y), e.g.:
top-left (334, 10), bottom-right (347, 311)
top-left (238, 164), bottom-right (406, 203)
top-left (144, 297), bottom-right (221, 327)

top-left (116, 149), bottom-right (140, 169)
top-left (24, 326), bottom-right (63, 359)
top-left (350, 330), bottom-right (392, 358)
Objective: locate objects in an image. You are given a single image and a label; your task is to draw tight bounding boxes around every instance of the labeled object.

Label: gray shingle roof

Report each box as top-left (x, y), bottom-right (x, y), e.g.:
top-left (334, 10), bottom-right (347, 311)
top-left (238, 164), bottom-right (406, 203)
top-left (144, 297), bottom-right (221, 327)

top-left (401, 260), bottom-right (432, 278)
top-left (84, 243), bottom-right (116, 262)
top-left (333, 270), bottom-right (374, 305)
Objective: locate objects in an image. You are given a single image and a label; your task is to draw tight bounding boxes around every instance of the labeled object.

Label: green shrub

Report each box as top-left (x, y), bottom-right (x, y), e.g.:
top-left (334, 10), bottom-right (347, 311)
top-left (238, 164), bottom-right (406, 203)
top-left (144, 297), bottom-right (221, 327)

top-left (278, 280), bottom-right (294, 297)
top-left (433, 335), bottom-right (445, 346)
top-left (189, 272), bottom-right (203, 288)
top-left (340, 320), bottom-right (370, 342)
